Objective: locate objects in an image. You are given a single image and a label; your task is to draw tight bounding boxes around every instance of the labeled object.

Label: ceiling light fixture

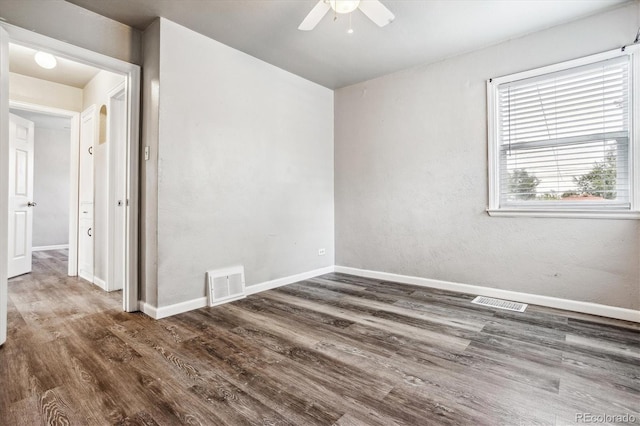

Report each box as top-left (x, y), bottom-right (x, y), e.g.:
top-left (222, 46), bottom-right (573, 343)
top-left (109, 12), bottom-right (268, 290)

top-left (299, 0), bottom-right (394, 32)
top-left (329, 0), bottom-right (360, 14)
top-left (34, 51), bottom-right (57, 69)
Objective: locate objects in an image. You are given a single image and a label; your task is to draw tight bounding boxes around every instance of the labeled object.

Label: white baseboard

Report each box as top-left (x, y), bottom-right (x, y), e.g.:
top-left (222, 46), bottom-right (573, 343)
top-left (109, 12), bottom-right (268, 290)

top-left (78, 270), bottom-right (93, 283)
top-left (334, 266), bottom-right (640, 323)
top-left (93, 276), bottom-right (107, 291)
top-left (140, 265), bottom-right (335, 320)
top-left (137, 263), bottom-right (639, 323)
top-left (139, 297), bottom-right (207, 320)
top-left (33, 244), bottom-right (69, 252)
top-left (245, 265), bottom-right (335, 295)
top-left (138, 301), bottom-right (158, 319)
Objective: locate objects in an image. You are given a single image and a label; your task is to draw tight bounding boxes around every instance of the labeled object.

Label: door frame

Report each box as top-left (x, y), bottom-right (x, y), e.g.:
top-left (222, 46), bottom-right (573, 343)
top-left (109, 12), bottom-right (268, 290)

top-left (1, 25), bottom-right (10, 345)
top-left (9, 101), bottom-right (80, 277)
top-left (107, 82), bottom-right (126, 293)
top-left (78, 104), bottom-right (96, 284)
top-left (0, 22), bottom-right (141, 316)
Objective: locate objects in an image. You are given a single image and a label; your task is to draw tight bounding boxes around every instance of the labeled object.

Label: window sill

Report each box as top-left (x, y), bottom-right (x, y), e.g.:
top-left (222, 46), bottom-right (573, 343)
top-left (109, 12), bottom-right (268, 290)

top-left (486, 209), bottom-right (640, 220)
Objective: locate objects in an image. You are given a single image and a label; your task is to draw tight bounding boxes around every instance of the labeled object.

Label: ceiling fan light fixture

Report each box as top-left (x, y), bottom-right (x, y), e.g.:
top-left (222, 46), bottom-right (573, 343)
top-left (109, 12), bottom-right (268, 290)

top-left (329, 0), bottom-right (360, 14)
top-left (34, 51), bottom-right (57, 69)
top-left (299, 0), bottom-right (393, 31)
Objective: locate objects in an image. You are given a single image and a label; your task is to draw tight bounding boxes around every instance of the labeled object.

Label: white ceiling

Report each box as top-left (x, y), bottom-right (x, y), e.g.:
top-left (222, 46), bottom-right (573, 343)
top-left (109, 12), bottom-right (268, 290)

top-left (65, 0), bottom-right (629, 89)
top-left (9, 43), bottom-right (100, 88)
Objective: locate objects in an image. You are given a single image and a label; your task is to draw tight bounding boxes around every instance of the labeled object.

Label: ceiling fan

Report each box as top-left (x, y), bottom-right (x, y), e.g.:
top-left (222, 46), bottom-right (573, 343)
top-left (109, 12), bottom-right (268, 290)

top-left (298, 0), bottom-right (395, 31)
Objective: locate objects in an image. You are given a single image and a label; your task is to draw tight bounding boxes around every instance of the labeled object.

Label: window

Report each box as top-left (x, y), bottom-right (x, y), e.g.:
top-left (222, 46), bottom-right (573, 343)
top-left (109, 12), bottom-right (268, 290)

top-left (487, 47), bottom-right (640, 219)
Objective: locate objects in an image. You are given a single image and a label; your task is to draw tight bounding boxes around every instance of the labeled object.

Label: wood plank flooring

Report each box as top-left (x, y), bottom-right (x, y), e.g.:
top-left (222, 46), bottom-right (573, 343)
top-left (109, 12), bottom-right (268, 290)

top-left (1, 250), bottom-right (638, 425)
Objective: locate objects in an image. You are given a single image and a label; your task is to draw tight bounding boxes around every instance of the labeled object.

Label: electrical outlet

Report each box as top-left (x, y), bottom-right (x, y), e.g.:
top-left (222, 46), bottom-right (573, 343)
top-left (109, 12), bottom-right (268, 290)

top-left (318, 248), bottom-right (326, 256)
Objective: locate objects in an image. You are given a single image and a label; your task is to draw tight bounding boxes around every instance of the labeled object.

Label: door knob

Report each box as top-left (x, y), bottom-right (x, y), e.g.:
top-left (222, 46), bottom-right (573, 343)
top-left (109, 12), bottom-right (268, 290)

top-left (27, 201), bottom-right (37, 207)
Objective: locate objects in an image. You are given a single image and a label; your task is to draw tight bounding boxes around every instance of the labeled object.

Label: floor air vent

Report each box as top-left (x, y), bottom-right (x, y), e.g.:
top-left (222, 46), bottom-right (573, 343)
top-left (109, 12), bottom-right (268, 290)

top-left (207, 266), bottom-right (245, 307)
top-left (471, 296), bottom-right (527, 312)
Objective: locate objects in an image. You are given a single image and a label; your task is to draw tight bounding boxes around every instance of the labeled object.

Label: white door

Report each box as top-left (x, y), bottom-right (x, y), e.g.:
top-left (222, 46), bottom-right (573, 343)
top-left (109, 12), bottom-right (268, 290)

top-left (8, 113), bottom-right (35, 278)
top-left (78, 106), bottom-right (95, 282)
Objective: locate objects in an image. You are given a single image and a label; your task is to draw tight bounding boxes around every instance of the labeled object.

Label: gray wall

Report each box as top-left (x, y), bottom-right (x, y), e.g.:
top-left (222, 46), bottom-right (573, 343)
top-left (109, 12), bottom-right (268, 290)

top-left (141, 19), bottom-right (160, 306)
top-left (33, 126), bottom-right (70, 247)
top-left (28, 118), bottom-right (71, 248)
top-left (146, 19), bottom-right (334, 308)
top-left (335, 2), bottom-right (640, 310)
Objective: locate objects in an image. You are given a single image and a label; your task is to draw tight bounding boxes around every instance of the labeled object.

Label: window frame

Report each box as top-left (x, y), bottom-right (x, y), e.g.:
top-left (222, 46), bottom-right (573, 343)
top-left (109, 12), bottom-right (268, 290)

top-left (487, 46), bottom-right (640, 219)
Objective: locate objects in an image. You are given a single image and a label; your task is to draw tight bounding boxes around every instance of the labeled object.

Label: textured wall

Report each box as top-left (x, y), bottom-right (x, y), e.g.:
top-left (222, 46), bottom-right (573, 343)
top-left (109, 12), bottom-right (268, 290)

top-left (335, 3), bottom-right (640, 310)
top-left (153, 19), bottom-right (334, 307)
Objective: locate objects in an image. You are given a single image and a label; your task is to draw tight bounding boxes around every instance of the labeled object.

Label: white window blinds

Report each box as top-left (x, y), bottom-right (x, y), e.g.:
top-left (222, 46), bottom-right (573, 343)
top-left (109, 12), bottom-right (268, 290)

top-left (497, 55), bottom-right (630, 208)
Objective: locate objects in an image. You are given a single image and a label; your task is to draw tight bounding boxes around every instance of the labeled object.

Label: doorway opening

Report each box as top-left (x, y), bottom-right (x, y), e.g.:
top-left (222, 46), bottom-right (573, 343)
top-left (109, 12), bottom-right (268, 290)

top-left (1, 22), bottom-right (141, 345)
top-left (7, 48), bottom-right (128, 293)
top-left (7, 44), bottom-right (127, 294)
top-left (9, 107), bottom-right (73, 269)
top-left (8, 103), bottom-right (79, 278)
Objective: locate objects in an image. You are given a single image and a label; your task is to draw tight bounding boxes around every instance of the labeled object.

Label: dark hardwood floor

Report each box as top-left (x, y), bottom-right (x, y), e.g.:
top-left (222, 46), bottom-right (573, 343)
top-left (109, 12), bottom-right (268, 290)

top-left (1, 250), bottom-right (638, 425)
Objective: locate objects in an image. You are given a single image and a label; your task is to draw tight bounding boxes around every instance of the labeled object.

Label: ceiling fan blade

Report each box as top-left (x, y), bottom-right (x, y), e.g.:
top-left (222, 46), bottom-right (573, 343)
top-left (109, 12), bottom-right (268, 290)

top-left (298, 1), bottom-right (331, 31)
top-left (358, 0), bottom-right (395, 27)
